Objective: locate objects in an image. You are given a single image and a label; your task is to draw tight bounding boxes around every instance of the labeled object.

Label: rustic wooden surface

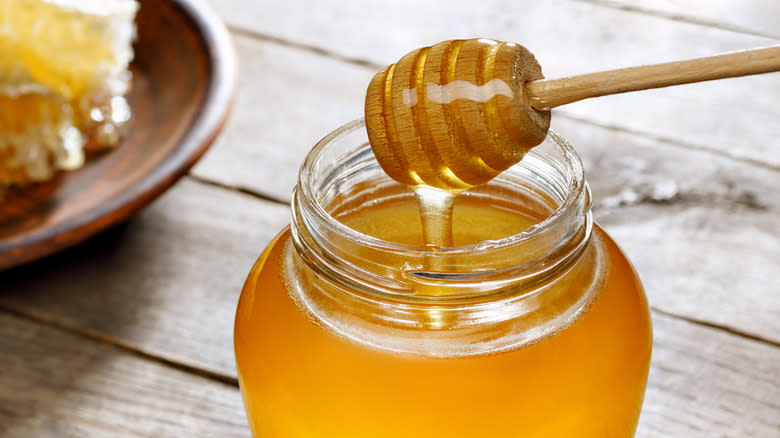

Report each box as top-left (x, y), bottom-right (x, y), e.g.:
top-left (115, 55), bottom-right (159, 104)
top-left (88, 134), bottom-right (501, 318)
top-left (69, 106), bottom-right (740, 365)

top-left (1, 0), bottom-right (778, 436)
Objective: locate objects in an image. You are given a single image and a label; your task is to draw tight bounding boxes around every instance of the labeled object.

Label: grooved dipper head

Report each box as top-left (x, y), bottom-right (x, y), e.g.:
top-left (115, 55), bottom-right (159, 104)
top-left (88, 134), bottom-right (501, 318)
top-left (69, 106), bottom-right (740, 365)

top-left (365, 39), bottom-right (551, 191)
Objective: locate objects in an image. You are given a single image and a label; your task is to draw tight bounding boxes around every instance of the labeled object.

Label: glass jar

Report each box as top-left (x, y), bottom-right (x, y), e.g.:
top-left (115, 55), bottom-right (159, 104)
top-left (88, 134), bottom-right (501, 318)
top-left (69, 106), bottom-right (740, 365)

top-left (234, 119), bottom-right (652, 437)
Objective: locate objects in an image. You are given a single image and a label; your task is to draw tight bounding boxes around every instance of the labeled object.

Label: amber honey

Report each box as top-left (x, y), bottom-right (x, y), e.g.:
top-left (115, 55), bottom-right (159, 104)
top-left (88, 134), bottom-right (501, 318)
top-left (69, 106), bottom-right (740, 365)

top-left (235, 121), bottom-right (652, 438)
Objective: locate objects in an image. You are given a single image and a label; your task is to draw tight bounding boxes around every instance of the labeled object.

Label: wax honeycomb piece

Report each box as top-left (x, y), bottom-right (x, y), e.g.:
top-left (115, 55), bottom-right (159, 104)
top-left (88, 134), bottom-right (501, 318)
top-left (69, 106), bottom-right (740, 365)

top-left (0, 0), bottom-right (138, 187)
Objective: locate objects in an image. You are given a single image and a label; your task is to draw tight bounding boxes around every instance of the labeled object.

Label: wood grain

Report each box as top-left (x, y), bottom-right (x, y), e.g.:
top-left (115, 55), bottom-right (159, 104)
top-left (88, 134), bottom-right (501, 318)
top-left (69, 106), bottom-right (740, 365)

top-left (192, 35), bottom-right (372, 201)
top-left (638, 313), bottom-right (779, 437)
top-left (554, 116), bottom-right (780, 344)
top-left (582, 0), bottom-right (780, 39)
top-left (0, 312), bottom-right (250, 437)
top-left (0, 0), bottom-right (237, 270)
top-left (207, 0), bottom-right (780, 168)
top-left (0, 178), bottom-right (290, 378)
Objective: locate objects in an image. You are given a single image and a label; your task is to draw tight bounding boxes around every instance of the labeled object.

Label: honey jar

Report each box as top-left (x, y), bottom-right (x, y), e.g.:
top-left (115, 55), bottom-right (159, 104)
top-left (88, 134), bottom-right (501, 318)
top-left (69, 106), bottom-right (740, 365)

top-left (234, 119), bottom-right (652, 437)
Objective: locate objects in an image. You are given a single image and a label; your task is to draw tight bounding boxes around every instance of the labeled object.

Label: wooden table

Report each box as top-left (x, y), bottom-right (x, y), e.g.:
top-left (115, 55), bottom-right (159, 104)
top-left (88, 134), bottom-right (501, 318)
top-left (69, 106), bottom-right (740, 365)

top-left (1, 1), bottom-right (778, 436)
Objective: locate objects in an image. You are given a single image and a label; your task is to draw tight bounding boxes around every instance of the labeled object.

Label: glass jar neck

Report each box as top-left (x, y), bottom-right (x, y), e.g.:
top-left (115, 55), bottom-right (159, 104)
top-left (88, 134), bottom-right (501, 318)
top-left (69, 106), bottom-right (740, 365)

top-left (287, 119), bottom-right (603, 356)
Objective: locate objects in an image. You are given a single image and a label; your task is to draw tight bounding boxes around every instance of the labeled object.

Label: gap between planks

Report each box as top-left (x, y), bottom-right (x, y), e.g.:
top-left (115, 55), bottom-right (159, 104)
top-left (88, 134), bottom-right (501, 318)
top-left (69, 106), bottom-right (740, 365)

top-left (555, 111), bottom-right (780, 174)
top-left (571, 0), bottom-right (780, 40)
top-left (187, 173), bottom-right (288, 205)
top-left (651, 307), bottom-right (780, 349)
top-left (0, 302), bottom-right (240, 389)
top-left (226, 25), bottom-right (381, 70)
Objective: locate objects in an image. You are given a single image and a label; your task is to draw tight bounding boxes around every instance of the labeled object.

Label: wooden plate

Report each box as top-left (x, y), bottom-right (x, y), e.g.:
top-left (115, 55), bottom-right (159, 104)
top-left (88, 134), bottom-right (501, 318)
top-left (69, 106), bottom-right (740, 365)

top-left (0, 0), bottom-right (237, 270)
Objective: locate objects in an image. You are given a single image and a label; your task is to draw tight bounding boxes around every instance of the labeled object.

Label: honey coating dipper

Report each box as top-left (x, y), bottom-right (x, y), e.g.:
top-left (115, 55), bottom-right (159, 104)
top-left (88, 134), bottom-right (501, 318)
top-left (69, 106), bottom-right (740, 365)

top-left (365, 39), bottom-right (780, 191)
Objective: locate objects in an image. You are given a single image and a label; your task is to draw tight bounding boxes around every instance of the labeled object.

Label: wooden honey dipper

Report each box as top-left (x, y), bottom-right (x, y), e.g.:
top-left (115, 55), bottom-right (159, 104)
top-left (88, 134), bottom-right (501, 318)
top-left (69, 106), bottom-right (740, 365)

top-left (365, 39), bottom-right (780, 191)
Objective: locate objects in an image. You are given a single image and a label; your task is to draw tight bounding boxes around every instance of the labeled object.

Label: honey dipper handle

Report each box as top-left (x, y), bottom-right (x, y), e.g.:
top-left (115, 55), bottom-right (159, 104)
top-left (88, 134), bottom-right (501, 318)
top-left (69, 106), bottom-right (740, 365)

top-left (526, 46), bottom-right (780, 110)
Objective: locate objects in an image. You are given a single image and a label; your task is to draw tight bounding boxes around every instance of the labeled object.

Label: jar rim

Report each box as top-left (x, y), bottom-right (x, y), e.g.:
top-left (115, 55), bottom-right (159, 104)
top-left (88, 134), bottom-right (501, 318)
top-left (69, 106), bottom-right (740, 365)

top-left (296, 118), bottom-right (586, 258)
top-left (287, 119), bottom-right (601, 353)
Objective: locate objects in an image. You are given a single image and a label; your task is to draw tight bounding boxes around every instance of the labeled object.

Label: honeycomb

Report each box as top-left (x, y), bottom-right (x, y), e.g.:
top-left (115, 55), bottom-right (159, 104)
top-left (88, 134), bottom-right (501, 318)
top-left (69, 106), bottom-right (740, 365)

top-left (0, 0), bottom-right (138, 187)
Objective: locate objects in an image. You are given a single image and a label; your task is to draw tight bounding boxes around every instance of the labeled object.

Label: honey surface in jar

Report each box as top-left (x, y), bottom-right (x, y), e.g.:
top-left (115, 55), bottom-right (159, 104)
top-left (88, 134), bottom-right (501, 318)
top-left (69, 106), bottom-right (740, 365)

top-left (235, 190), bottom-right (652, 437)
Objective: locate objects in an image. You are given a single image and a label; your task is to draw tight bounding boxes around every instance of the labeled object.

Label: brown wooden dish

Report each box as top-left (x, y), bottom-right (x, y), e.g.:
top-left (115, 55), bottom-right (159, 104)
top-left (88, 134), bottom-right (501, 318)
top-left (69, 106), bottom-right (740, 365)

top-left (0, 0), bottom-right (237, 270)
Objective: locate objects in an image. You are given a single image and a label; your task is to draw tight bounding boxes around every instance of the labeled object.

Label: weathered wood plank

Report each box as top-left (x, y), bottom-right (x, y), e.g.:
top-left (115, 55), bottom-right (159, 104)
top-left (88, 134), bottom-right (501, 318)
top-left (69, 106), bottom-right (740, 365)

top-left (583, 0), bottom-right (780, 39)
top-left (209, 0), bottom-right (775, 65)
top-left (192, 35), bottom-right (372, 201)
top-left (556, 72), bottom-right (779, 171)
top-left (554, 116), bottom-right (780, 343)
top-left (638, 313), bottom-right (779, 437)
top-left (0, 177), bottom-right (290, 378)
top-left (0, 312), bottom-right (249, 437)
top-left (205, 0), bottom-right (779, 168)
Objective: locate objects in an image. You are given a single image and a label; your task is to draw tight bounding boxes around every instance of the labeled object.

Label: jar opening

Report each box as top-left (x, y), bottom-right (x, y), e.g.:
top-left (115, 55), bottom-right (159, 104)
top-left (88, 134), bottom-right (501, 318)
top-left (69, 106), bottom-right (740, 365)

top-left (297, 119), bottom-right (588, 256)
top-left (292, 119), bottom-right (592, 302)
